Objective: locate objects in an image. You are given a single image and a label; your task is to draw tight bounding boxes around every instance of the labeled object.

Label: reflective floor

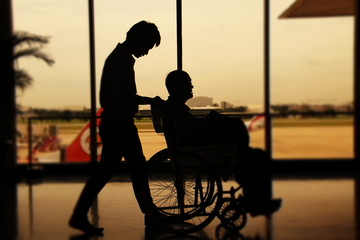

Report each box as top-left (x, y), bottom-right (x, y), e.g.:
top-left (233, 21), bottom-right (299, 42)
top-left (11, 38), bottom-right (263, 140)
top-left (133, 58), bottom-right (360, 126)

top-left (2, 174), bottom-right (360, 240)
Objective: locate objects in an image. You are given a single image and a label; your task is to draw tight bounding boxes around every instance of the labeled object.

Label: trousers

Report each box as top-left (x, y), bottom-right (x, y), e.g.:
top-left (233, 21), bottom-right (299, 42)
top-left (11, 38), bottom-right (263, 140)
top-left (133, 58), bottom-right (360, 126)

top-left (73, 117), bottom-right (154, 216)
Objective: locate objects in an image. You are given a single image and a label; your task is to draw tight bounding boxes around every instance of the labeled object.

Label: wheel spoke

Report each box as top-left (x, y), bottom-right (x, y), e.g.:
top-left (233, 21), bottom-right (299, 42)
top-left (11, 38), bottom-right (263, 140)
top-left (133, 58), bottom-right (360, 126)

top-left (147, 149), bottom-right (223, 234)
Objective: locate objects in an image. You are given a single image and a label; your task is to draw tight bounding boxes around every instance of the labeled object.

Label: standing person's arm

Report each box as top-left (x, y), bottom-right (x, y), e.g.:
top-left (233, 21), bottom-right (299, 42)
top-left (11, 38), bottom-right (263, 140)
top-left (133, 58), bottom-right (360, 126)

top-left (135, 95), bottom-right (163, 105)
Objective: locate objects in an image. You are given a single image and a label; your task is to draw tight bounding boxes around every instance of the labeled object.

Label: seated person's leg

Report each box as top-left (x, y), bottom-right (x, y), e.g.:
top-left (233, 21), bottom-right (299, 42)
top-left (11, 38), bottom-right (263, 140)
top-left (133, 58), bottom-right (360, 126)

top-left (208, 115), bottom-right (250, 147)
top-left (236, 148), bottom-right (281, 216)
top-left (237, 148), bottom-right (271, 200)
top-left (179, 116), bottom-right (249, 147)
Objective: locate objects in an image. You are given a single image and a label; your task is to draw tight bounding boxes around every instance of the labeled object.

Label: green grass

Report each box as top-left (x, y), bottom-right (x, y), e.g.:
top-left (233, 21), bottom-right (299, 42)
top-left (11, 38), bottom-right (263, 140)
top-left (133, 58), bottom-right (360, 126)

top-left (272, 117), bottom-right (353, 127)
top-left (19, 117), bottom-right (354, 132)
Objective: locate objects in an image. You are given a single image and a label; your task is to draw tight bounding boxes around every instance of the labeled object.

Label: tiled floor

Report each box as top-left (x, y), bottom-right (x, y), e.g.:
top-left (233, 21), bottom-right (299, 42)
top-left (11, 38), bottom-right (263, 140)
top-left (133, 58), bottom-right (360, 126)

top-left (2, 174), bottom-right (359, 240)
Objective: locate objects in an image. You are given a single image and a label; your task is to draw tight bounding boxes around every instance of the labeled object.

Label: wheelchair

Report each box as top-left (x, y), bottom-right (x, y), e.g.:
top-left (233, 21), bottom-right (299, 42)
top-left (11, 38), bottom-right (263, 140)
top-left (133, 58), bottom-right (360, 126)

top-left (146, 103), bottom-right (248, 234)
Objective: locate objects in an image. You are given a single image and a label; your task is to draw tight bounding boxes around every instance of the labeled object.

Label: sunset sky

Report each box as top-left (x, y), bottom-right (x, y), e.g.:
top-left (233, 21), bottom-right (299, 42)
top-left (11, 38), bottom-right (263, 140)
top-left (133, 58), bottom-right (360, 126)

top-left (13, 0), bottom-right (354, 109)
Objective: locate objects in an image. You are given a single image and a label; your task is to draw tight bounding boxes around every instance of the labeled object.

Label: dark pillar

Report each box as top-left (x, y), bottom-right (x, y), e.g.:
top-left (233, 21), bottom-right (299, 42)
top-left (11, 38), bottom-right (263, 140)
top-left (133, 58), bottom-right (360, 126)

top-left (176, 0), bottom-right (182, 70)
top-left (0, 181), bottom-right (17, 240)
top-left (88, 0), bottom-right (98, 163)
top-left (264, 0), bottom-right (272, 157)
top-left (0, 2), bottom-right (18, 238)
top-left (354, 0), bottom-right (360, 238)
top-left (0, 0), bottom-right (16, 180)
top-left (355, 0), bottom-right (360, 166)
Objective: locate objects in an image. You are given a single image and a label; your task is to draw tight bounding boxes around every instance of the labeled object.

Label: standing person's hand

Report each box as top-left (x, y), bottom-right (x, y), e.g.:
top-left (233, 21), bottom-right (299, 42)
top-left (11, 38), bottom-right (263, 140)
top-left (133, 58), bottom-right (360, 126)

top-left (152, 96), bottom-right (165, 106)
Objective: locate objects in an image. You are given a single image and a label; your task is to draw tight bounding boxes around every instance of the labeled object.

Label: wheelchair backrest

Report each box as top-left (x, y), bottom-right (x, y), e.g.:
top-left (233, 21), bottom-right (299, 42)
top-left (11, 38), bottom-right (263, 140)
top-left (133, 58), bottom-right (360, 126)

top-left (151, 103), bottom-right (178, 150)
top-left (151, 103), bottom-right (164, 134)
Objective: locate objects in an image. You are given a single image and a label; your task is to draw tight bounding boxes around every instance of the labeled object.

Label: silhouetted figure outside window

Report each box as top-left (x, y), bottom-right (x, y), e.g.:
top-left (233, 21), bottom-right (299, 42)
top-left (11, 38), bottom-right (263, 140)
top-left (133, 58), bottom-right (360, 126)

top-left (164, 70), bottom-right (281, 217)
top-left (69, 21), bottom-right (162, 235)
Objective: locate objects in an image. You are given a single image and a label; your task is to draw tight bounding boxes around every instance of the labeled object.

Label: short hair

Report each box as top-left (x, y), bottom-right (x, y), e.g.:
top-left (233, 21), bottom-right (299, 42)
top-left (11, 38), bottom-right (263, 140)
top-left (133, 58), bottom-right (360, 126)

top-left (165, 70), bottom-right (191, 95)
top-left (126, 20), bottom-right (161, 47)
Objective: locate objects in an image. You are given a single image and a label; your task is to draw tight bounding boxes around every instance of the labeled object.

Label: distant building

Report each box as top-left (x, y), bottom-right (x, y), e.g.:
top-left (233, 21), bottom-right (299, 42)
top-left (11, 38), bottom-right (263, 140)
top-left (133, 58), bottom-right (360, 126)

top-left (187, 96), bottom-right (213, 108)
top-left (220, 101), bottom-right (234, 110)
top-left (335, 102), bottom-right (353, 112)
top-left (62, 105), bottom-right (86, 111)
top-left (247, 104), bottom-right (264, 113)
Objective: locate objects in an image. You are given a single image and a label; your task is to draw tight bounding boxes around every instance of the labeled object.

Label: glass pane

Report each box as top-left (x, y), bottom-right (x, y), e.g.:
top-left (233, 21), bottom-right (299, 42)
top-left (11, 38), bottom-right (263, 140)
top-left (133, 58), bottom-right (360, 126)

top-left (249, 127), bottom-right (266, 150)
top-left (94, 0), bottom-right (176, 161)
top-left (14, 0), bottom-right (175, 163)
top-left (13, 0), bottom-right (90, 109)
top-left (13, 0), bottom-right (90, 164)
top-left (273, 117), bottom-right (353, 159)
top-left (18, 119), bottom-right (89, 164)
top-left (183, 0), bottom-right (264, 112)
top-left (271, 0), bottom-right (354, 159)
top-left (95, 0), bottom-right (176, 104)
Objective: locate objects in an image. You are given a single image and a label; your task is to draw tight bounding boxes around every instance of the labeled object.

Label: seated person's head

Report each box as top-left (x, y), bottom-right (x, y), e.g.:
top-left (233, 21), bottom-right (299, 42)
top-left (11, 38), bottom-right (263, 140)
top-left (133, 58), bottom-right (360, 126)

top-left (165, 70), bottom-right (194, 102)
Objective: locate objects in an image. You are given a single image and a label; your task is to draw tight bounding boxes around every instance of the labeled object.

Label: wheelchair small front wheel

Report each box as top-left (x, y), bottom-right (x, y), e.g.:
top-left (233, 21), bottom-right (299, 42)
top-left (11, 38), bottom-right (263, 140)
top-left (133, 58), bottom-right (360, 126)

top-left (219, 204), bottom-right (247, 232)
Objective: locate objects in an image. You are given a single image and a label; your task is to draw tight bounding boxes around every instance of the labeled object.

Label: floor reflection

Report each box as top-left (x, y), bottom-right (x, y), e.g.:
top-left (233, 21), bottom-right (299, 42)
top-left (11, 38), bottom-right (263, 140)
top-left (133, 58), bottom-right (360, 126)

top-left (144, 220), bottom-right (271, 240)
top-left (0, 180), bottom-right (17, 240)
top-left (4, 176), bottom-right (358, 240)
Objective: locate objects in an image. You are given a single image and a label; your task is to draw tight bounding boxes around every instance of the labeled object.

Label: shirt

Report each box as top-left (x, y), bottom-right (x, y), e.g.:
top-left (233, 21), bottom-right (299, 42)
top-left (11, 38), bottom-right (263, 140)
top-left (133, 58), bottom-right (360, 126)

top-left (100, 43), bottom-right (138, 119)
top-left (165, 96), bottom-right (210, 134)
top-left (164, 97), bottom-right (250, 147)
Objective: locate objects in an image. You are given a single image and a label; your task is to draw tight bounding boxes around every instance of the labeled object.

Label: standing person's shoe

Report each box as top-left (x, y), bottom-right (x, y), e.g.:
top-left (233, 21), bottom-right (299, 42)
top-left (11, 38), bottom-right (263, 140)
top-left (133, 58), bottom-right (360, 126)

top-left (145, 213), bottom-right (159, 229)
top-left (144, 203), bottom-right (165, 228)
top-left (69, 214), bottom-right (104, 235)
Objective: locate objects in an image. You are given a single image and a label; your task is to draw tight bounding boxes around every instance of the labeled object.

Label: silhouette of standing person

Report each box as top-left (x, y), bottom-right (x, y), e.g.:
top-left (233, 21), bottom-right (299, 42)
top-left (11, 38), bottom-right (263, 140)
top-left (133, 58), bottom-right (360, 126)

top-left (69, 21), bottom-right (162, 235)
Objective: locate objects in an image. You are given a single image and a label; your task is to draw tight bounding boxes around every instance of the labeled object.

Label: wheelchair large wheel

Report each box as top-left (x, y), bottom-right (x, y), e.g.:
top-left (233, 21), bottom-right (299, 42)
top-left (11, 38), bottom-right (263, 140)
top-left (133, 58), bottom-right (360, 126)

top-left (147, 148), bottom-right (223, 234)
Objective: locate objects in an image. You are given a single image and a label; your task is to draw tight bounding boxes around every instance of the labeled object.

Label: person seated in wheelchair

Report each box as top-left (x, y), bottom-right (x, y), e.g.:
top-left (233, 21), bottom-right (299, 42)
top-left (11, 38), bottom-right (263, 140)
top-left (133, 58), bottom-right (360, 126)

top-left (163, 69), bottom-right (281, 217)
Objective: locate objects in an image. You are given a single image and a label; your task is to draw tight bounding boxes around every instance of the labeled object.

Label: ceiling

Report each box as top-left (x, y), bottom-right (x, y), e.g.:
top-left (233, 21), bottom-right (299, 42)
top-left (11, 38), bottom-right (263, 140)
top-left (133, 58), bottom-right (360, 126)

top-left (279, 0), bottom-right (354, 18)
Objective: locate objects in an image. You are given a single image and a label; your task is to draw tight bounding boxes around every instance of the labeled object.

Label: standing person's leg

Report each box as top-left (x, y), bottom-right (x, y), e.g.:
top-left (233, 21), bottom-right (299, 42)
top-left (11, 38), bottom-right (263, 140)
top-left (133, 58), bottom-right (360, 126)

top-left (123, 121), bottom-right (156, 214)
top-left (69, 119), bottom-right (122, 234)
top-left (69, 162), bottom-right (116, 233)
